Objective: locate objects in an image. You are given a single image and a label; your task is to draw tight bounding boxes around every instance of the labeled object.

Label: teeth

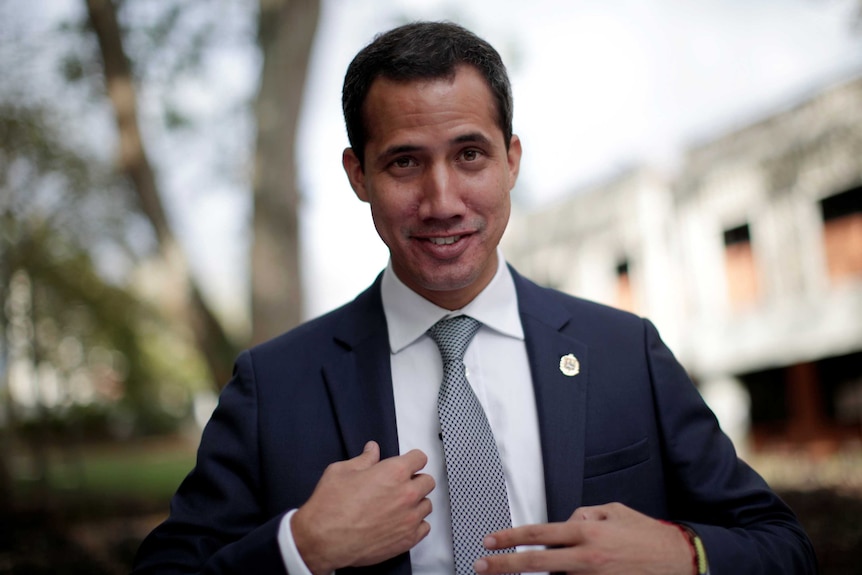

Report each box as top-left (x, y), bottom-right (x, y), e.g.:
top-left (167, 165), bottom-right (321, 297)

top-left (429, 236), bottom-right (460, 245)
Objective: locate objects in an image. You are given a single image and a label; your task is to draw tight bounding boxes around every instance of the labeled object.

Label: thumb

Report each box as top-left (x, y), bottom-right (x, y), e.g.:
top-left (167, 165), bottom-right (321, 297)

top-left (352, 440), bottom-right (380, 469)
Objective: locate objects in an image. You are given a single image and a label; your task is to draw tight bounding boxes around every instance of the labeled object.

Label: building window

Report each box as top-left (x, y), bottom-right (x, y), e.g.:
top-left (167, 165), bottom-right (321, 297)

top-left (615, 259), bottom-right (635, 312)
top-left (739, 367), bottom-right (787, 449)
top-left (740, 351), bottom-right (862, 451)
top-left (820, 185), bottom-right (862, 283)
top-left (723, 223), bottom-right (759, 310)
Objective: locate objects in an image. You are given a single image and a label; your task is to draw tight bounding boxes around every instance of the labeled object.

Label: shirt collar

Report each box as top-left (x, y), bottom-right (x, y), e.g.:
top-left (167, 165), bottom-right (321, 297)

top-left (381, 249), bottom-right (524, 354)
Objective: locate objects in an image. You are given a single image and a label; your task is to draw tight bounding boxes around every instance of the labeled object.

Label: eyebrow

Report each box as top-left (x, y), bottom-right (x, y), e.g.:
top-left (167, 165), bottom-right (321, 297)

top-left (380, 144), bottom-right (422, 159)
top-left (453, 132), bottom-right (492, 147)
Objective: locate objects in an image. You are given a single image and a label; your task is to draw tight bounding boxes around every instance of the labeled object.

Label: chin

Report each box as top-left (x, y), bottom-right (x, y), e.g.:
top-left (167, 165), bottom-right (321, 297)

top-left (419, 269), bottom-right (482, 294)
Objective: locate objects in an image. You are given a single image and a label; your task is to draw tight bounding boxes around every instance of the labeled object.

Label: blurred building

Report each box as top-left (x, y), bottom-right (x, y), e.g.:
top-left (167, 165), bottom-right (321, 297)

top-left (504, 74), bottom-right (862, 454)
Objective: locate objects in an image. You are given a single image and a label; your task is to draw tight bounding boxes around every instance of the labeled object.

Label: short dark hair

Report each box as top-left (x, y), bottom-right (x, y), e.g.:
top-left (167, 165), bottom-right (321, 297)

top-left (342, 21), bottom-right (513, 169)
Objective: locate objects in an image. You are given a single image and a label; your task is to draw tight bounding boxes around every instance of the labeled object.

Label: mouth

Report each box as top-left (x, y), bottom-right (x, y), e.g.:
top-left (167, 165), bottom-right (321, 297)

top-left (427, 235), bottom-right (463, 245)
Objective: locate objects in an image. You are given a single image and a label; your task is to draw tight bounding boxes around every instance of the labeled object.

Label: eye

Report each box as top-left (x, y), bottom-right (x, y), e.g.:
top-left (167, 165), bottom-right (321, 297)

top-left (391, 156), bottom-right (417, 169)
top-left (461, 149), bottom-right (480, 162)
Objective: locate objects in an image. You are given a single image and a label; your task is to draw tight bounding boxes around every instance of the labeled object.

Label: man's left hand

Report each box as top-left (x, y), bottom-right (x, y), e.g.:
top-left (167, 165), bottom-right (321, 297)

top-left (475, 502), bottom-right (693, 575)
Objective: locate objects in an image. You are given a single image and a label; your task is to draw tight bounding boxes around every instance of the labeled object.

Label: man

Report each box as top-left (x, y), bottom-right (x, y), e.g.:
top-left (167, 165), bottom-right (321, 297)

top-left (133, 21), bottom-right (817, 575)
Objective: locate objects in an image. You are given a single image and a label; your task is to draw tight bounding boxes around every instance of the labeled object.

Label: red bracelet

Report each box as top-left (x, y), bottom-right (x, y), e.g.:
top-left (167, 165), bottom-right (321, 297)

top-left (659, 520), bottom-right (699, 575)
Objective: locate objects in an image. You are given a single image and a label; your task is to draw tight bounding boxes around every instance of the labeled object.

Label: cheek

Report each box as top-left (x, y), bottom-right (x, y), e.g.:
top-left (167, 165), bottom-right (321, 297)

top-left (370, 197), bottom-right (414, 238)
top-left (479, 192), bottom-right (511, 239)
top-left (468, 182), bottom-right (510, 219)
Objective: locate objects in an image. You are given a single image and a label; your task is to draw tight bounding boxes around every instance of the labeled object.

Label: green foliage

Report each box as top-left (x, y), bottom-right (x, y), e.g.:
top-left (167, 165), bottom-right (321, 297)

top-left (11, 439), bottom-right (197, 517)
top-left (0, 97), bottom-right (204, 438)
top-left (1, 0), bottom-right (255, 441)
top-left (36, 442), bottom-right (196, 500)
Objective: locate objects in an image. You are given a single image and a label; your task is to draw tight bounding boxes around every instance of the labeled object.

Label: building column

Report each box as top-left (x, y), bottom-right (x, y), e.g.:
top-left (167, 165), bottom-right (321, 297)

top-left (785, 362), bottom-right (827, 444)
top-left (699, 375), bottom-right (752, 458)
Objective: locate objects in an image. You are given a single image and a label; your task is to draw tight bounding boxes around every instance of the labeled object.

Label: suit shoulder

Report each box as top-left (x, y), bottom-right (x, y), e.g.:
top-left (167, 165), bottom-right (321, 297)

top-left (245, 280), bottom-right (385, 364)
top-left (249, 303), bottom-right (353, 356)
top-left (515, 272), bottom-right (645, 329)
top-left (553, 286), bottom-right (638, 318)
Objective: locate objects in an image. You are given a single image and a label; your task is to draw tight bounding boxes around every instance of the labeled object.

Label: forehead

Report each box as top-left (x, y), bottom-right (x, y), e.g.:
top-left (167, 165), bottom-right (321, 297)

top-left (361, 65), bottom-right (500, 142)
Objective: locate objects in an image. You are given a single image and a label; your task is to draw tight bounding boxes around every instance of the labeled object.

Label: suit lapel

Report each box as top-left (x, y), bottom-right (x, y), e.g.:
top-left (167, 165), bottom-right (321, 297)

top-left (321, 277), bottom-right (411, 575)
top-left (513, 270), bottom-right (589, 522)
top-left (322, 277), bottom-right (401, 460)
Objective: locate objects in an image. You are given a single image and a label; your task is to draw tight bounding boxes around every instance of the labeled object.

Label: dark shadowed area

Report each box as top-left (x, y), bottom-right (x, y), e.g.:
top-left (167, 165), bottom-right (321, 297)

top-left (1, 438), bottom-right (860, 574)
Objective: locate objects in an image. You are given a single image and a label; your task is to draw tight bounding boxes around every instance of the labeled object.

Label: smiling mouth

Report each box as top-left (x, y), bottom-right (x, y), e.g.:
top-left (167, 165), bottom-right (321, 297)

top-left (427, 235), bottom-right (462, 245)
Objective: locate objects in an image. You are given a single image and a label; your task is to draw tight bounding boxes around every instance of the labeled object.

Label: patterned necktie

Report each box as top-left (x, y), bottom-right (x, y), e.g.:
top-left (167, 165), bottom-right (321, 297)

top-left (428, 315), bottom-right (513, 575)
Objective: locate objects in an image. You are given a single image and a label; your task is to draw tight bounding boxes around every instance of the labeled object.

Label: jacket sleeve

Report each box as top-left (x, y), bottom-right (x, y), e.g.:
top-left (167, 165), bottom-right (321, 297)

top-left (644, 319), bottom-right (818, 574)
top-left (131, 350), bottom-right (289, 574)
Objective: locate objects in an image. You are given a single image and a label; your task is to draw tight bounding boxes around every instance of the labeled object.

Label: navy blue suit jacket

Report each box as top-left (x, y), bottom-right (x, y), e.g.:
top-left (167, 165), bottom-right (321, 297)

top-left (133, 269), bottom-right (816, 574)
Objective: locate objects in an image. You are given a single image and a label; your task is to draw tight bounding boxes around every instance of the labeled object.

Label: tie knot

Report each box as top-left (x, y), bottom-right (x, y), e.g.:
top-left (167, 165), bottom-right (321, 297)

top-left (427, 315), bottom-right (482, 365)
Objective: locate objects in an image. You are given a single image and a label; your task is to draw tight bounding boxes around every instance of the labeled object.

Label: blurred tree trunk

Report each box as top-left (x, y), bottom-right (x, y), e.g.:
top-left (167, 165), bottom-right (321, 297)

top-left (251, 0), bottom-right (320, 344)
top-left (85, 0), bottom-right (237, 390)
top-left (0, 269), bottom-right (11, 516)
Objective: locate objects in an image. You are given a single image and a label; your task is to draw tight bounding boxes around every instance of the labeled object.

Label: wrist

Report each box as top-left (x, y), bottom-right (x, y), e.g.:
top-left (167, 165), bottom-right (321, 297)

top-left (680, 524), bottom-right (709, 575)
top-left (659, 520), bottom-right (708, 575)
top-left (291, 506), bottom-right (338, 575)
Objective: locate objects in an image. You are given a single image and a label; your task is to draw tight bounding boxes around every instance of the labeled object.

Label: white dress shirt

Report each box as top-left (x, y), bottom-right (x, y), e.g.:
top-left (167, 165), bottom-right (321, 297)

top-left (279, 253), bottom-right (548, 574)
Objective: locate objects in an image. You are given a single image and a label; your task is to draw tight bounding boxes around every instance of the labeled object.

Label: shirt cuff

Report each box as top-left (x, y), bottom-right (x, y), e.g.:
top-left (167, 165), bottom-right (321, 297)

top-left (277, 508), bottom-right (329, 575)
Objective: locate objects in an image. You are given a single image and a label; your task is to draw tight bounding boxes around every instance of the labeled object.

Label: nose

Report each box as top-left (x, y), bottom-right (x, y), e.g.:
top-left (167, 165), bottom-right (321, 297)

top-left (418, 163), bottom-right (465, 220)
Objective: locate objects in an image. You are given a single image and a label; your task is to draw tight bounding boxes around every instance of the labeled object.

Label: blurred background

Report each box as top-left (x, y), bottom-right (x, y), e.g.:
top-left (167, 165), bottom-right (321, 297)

top-left (1, 0), bottom-right (861, 573)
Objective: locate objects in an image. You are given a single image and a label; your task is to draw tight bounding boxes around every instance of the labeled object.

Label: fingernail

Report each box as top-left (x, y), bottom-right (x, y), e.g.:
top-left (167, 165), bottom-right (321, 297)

top-left (483, 535), bottom-right (496, 548)
top-left (474, 559), bottom-right (488, 573)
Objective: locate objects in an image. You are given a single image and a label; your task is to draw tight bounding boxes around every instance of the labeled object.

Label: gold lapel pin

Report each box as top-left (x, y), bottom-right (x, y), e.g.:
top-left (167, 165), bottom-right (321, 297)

top-left (559, 353), bottom-right (580, 377)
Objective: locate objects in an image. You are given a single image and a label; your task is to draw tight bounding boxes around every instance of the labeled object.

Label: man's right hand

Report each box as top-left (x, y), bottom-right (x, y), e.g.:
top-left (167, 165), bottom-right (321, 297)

top-left (291, 440), bottom-right (435, 574)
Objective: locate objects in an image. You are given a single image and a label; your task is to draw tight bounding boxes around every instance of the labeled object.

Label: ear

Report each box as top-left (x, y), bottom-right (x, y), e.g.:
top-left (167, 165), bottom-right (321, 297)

top-left (342, 148), bottom-right (369, 202)
top-left (507, 134), bottom-right (522, 187)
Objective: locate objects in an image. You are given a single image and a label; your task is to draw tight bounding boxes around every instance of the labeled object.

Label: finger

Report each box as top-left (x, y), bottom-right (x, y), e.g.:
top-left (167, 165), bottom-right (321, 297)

top-left (417, 519), bottom-right (431, 541)
top-left (349, 440), bottom-right (381, 470)
top-left (376, 448), bottom-right (429, 480)
top-left (399, 448), bottom-right (429, 473)
top-left (475, 546), bottom-right (587, 575)
top-left (410, 472), bottom-right (436, 498)
top-left (416, 494), bottom-right (433, 520)
top-left (570, 504), bottom-right (611, 522)
top-left (484, 522), bottom-right (583, 550)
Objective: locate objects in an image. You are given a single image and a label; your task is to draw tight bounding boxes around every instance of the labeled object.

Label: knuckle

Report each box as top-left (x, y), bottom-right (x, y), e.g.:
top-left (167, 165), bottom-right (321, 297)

top-left (422, 473), bottom-right (436, 491)
top-left (404, 481), bottom-right (429, 503)
top-left (322, 460), bottom-right (343, 477)
top-left (580, 520), bottom-right (603, 539)
top-left (406, 477), bottom-right (434, 502)
top-left (571, 505), bottom-right (592, 520)
top-left (417, 520), bottom-right (431, 539)
top-left (392, 456), bottom-right (417, 477)
top-left (524, 524), bottom-right (545, 541)
top-left (392, 491), bottom-right (413, 510)
top-left (386, 457), bottom-right (405, 475)
top-left (405, 505), bottom-right (426, 525)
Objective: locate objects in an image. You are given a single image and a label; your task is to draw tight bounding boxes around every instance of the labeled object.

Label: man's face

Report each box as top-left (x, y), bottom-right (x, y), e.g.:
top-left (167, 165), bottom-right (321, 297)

top-left (343, 65), bottom-right (521, 310)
